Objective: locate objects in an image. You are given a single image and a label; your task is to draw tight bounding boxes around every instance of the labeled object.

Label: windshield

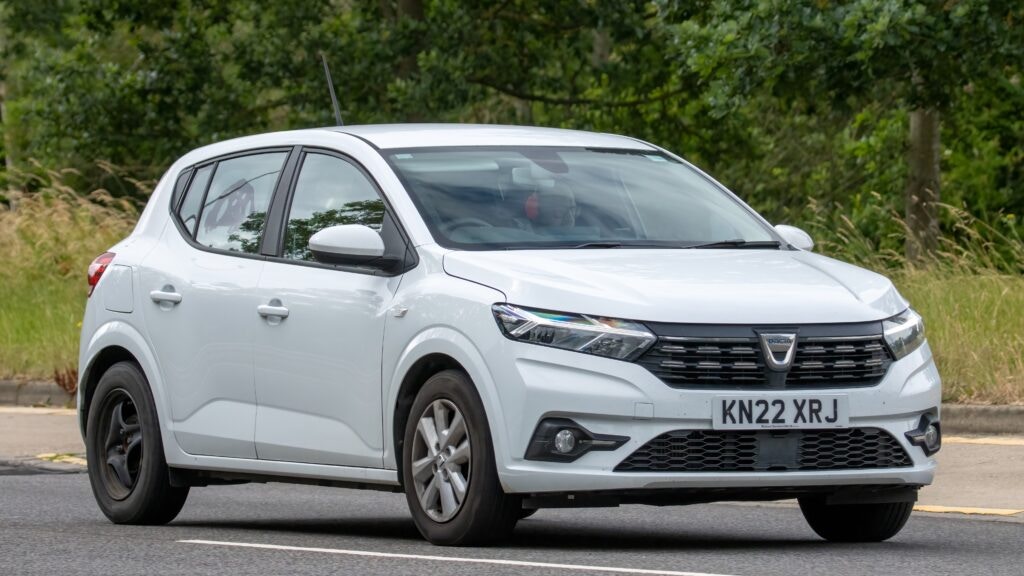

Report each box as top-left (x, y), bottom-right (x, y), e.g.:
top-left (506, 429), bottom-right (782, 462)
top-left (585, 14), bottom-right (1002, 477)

top-left (385, 147), bottom-right (778, 250)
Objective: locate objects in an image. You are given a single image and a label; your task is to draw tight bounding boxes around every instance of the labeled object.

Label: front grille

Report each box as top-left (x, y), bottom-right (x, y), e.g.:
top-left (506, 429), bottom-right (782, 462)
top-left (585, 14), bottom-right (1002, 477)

top-left (636, 336), bottom-right (892, 389)
top-left (614, 428), bottom-right (912, 472)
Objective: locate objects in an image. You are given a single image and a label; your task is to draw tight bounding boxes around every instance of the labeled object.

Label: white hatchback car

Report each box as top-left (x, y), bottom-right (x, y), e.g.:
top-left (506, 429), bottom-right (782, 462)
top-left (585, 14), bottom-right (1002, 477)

top-left (79, 124), bottom-right (940, 545)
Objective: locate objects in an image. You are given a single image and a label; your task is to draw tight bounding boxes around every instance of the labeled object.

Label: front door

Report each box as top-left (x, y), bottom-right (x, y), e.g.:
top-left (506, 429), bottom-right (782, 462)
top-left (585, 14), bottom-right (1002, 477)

top-left (253, 150), bottom-right (404, 467)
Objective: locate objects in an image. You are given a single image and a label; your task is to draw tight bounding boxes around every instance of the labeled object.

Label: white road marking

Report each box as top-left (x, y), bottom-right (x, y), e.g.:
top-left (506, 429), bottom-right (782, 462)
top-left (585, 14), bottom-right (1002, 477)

top-left (180, 539), bottom-right (740, 576)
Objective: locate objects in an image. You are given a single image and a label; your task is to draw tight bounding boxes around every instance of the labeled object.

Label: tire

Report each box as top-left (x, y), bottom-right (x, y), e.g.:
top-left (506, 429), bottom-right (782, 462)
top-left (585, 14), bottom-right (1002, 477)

top-left (401, 369), bottom-right (520, 545)
top-left (86, 361), bottom-right (189, 525)
top-left (799, 497), bottom-right (913, 542)
top-left (518, 508), bottom-right (538, 520)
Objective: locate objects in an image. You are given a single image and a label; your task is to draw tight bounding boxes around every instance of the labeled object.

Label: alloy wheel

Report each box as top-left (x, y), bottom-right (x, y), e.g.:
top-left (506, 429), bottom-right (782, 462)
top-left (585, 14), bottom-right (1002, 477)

top-left (410, 399), bottom-right (472, 522)
top-left (99, 390), bottom-right (144, 500)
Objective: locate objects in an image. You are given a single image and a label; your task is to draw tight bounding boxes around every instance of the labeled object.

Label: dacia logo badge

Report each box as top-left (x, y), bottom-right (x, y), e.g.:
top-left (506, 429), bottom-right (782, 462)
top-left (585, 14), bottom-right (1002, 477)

top-left (758, 332), bottom-right (798, 372)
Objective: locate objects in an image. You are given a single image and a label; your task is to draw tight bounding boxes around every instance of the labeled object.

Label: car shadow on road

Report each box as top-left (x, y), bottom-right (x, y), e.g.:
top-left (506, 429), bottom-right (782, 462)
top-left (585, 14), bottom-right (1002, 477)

top-left (509, 520), bottom-right (824, 551)
top-left (169, 515), bottom-right (933, 553)
top-left (170, 516), bottom-right (425, 542)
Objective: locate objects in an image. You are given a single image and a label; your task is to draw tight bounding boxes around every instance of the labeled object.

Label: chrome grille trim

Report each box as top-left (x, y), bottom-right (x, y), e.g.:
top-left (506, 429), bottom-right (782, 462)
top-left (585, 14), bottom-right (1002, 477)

top-left (636, 334), bottom-right (894, 389)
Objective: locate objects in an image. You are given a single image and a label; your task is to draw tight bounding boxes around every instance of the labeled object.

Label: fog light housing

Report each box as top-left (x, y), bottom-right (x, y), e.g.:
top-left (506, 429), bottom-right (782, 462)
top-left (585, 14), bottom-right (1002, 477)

top-left (905, 413), bottom-right (941, 456)
top-left (524, 418), bottom-right (629, 462)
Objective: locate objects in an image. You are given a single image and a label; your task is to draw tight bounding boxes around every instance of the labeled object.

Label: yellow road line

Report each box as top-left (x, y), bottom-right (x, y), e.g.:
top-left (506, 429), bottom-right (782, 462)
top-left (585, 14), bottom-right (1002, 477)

top-left (35, 453), bottom-right (88, 466)
top-left (914, 505), bottom-right (1024, 516)
top-left (0, 406), bottom-right (77, 415)
top-left (944, 436), bottom-right (1024, 447)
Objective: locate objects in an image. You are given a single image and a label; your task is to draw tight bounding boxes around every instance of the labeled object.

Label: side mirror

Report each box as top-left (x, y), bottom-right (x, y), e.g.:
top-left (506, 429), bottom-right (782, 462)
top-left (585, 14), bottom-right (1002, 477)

top-left (309, 224), bottom-right (392, 267)
top-left (774, 224), bottom-right (814, 251)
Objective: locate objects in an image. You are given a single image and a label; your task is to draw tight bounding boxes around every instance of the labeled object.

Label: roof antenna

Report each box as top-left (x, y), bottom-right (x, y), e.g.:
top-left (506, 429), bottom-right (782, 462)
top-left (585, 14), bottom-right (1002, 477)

top-left (319, 51), bottom-right (344, 126)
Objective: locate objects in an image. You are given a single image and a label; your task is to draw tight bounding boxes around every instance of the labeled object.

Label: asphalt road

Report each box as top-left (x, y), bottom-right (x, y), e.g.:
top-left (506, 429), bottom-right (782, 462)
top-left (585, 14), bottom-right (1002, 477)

top-left (1, 471), bottom-right (1021, 576)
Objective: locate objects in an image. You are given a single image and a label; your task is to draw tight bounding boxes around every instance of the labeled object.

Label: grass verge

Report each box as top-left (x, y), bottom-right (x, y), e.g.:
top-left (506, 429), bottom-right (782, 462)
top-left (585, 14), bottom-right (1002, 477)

top-left (893, 271), bottom-right (1024, 405)
top-left (0, 173), bottom-right (137, 378)
top-left (0, 176), bottom-right (1021, 404)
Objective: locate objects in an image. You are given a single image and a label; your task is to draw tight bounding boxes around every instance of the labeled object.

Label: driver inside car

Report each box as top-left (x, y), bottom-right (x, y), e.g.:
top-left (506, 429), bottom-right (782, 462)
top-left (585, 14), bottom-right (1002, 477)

top-left (527, 185), bottom-right (578, 232)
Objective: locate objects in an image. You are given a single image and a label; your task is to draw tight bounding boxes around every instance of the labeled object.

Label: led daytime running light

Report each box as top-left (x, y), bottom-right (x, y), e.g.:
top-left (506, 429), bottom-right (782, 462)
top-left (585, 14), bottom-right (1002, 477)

top-left (493, 304), bottom-right (656, 361)
top-left (883, 308), bottom-right (926, 360)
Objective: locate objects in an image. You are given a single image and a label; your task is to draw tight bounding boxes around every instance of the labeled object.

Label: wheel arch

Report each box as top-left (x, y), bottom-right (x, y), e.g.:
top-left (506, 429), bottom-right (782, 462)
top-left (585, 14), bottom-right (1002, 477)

top-left (79, 345), bottom-right (139, 437)
top-left (384, 328), bottom-right (509, 482)
top-left (391, 353), bottom-right (465, 484)
top-left (78, 322), bottom-right (168, 443)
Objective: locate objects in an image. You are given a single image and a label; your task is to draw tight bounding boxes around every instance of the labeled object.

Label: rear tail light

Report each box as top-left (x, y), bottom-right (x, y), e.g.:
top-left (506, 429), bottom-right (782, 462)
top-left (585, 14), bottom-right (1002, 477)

top-left (87, 252), bottom-right (116, 297)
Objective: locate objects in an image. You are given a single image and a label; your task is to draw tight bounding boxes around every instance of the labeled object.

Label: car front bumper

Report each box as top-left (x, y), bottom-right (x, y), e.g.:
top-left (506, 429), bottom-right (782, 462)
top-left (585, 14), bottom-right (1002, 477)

top-left (489, 339), bottom-right (941, 495)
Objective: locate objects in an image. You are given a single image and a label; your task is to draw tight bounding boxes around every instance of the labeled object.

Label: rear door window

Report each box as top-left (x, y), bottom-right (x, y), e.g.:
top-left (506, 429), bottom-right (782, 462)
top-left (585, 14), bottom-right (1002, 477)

top-left (195, 152), bottom-right (288, 253)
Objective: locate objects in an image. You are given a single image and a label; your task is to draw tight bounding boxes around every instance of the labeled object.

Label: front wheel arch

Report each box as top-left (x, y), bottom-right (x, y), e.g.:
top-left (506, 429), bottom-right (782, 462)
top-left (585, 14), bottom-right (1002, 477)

top-left (392, 353), bottom-right (467, 486)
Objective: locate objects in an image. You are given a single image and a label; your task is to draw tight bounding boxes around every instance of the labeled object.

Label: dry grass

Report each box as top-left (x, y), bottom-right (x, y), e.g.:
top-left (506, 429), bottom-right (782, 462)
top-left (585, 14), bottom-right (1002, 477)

top-left (892, 271), bottom-right (1024, 405)
top-left (1, 169), bottom-right (1022, 404)
top-left (0, 166), bottom-right (140, 378)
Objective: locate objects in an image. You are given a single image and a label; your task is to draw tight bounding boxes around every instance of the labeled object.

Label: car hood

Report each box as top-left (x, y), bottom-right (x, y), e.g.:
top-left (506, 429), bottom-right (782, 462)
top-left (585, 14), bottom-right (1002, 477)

top-left (442, 249), bottom-right (906, 325)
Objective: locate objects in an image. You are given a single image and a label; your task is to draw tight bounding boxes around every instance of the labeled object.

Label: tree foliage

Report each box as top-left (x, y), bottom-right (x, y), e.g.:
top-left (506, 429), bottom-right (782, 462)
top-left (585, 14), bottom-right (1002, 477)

top-left (1, 0), bottom-right (1022, 267)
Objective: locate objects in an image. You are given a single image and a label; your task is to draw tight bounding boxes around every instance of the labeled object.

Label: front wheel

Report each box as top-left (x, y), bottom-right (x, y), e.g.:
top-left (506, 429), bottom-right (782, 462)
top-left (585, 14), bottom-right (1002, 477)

top-left (86, 362), bottom-right (189, 524)
top-left (401, 369), bottom-right (520, 545)
top-left (799, 497), bottom-right (913, 542)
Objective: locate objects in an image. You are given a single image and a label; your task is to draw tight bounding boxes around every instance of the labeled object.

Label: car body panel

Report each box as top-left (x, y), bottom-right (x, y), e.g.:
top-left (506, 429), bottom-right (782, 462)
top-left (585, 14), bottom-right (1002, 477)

top-left (442, 249), bottom-right (906, 324)
top-left (253, 260), bottom-right (400, 467)
top-left (331, 124), bottom-right (657, 151)
top-left (139, 225), bottom-right (264, 458)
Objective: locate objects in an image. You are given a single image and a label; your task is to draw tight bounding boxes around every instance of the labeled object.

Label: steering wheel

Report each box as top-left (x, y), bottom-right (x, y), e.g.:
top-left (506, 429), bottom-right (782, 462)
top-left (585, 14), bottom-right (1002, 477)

top-left (441, 217), bottom-right (495, 235)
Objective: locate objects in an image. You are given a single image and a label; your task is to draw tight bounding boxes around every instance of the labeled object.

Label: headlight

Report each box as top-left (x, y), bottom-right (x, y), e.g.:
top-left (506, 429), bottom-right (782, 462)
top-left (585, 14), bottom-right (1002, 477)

top-left (492, 304), bottom-right (655, 361)
top-left (883, 308), bottom-right (926, 360)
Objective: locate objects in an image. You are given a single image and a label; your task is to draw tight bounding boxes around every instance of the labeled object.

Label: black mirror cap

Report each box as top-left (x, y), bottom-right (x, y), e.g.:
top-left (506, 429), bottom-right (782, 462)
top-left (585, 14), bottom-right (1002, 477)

top-left (310, 249), bottom-right (403, 271)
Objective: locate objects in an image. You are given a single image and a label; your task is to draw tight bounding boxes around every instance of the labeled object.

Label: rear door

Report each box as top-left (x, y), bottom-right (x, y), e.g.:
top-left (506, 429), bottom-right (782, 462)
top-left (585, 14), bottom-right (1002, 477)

top-left (253, 149), bottom-right (410, 467)
top-left (141, 149), bottom-right (291, 458)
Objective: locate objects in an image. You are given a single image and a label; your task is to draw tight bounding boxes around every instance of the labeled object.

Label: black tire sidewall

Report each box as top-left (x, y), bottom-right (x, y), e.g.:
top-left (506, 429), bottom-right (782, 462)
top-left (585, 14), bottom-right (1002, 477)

top-left (799, 497), bottom-right (913, 542)
top-left (401, 369), bottom-right (516, 545)
top-left (86, 361), bottom-right (179, 524)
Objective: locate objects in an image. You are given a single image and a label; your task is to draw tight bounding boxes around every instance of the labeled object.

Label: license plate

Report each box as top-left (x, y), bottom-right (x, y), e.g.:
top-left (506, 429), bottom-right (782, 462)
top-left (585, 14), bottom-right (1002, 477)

top-left (712, 395), bottom-right (849, 430)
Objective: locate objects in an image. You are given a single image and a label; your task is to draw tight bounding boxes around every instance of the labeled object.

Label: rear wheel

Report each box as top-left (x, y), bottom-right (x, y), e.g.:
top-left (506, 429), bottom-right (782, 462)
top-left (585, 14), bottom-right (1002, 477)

top-left (86, 362), bottom-right (189, 524)
top-left (799, 497), bottom-right (913, 542)
top-left (402, 369), bottom-right (520, 545)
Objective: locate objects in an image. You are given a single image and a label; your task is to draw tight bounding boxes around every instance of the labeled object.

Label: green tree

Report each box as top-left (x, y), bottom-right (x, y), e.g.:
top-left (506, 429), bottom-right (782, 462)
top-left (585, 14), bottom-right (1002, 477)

top-left (662, 0), bottom-right (1024, 262)
top-left (3, 0), bottom-right (342, 187)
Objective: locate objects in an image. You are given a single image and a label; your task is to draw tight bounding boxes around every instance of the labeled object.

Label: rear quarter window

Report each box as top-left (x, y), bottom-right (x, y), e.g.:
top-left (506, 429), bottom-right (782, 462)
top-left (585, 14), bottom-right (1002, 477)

top-left (177, 164), bottom-right (213, 237)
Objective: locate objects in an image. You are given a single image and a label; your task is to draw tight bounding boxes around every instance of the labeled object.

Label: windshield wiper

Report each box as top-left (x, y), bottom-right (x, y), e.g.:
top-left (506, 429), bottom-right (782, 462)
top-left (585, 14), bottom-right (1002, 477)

top-left (683, 239), bottom-right (782, 249)
top-left (566, 240), bottom-right (781, 249)
top-left (571, 242), bottom-right (624, 249)
top-left (570, 241), bottom-right (686, 249)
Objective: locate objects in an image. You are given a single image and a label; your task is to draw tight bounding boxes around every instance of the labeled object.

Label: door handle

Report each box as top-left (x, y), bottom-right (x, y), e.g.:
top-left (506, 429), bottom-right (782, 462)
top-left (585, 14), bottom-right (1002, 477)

top-left (257, 300), bottom-right (289, 319)
top-left (150, 287), bottom-right (182, 305)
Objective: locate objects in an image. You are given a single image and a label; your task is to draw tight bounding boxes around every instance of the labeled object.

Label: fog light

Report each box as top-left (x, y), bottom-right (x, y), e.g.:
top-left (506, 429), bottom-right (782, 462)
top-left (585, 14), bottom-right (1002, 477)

top-left (553, 429), bottom-right (577, 454)
top-left (524, 418), bottom-right (629, 462)
top-left (906, 413), bottom-right (941, 456)
top-left (923, 424), bottom-right (939, 450)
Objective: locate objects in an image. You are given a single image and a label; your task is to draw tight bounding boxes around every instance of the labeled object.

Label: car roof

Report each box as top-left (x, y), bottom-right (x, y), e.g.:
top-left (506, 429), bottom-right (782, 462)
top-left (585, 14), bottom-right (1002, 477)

top-left (327, 123), bottom-right (656, 150)
top-left (172, 124), bottom-right (657, 170)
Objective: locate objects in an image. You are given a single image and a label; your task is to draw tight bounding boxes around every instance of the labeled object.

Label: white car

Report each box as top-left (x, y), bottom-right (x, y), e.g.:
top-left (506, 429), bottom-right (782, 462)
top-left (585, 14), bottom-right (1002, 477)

top-left (79, 124), bottom-right (940, 545)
